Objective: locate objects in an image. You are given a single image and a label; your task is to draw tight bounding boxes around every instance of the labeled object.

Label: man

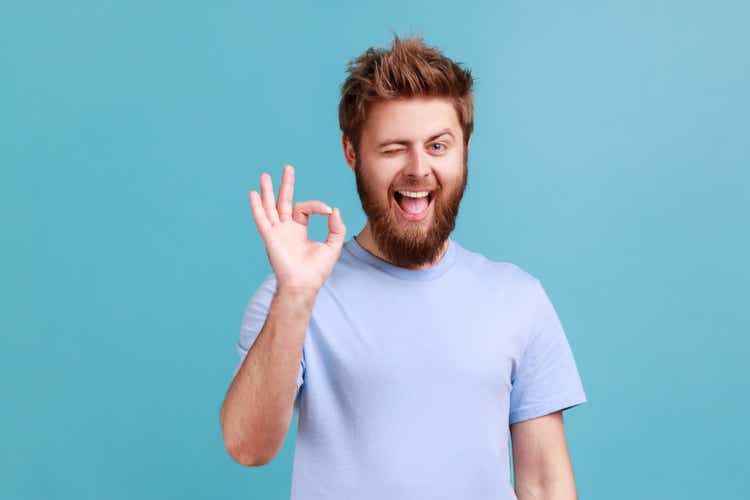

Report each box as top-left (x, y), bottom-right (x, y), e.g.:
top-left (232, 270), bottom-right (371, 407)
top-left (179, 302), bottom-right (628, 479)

top-left (220, 34), bottom-right (587, 500)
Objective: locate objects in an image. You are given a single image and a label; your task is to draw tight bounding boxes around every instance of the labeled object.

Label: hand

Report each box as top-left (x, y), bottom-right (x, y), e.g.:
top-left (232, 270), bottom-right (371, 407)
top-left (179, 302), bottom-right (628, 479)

top-left (248, 164), bottom-right (346, 294)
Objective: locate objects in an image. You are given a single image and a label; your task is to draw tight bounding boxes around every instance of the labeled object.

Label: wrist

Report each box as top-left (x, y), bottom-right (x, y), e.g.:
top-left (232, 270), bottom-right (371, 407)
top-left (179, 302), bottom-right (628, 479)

top-left (274, 284), bottom-right (320, 309)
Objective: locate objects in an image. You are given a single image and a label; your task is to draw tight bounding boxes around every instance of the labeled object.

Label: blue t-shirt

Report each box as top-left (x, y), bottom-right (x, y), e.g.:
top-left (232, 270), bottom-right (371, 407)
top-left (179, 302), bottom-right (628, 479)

top-left (234, 236), bottom-right (587, 499)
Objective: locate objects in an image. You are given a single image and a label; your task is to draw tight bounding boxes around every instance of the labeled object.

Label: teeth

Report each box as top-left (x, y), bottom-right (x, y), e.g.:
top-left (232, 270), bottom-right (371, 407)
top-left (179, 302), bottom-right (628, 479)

top-left (397, 190), bottom-right (430, 198)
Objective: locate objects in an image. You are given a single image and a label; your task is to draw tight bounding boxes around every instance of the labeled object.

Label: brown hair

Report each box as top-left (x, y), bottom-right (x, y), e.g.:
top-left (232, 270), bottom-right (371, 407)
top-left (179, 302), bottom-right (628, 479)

top-left (338, 33), bottom-right (475, 157)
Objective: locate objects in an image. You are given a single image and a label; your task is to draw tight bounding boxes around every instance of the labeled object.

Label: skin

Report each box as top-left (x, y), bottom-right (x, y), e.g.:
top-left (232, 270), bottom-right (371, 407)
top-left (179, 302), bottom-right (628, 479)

top-left (222, 96), bottom-right (580, 498)
top-left (511, 411), bottom-right (580, 499)
top-left (342, 96), bottom-right (469, 269)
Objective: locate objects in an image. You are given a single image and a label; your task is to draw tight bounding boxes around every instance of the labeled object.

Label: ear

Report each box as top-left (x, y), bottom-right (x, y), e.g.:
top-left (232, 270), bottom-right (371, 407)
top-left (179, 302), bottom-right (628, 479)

top-left (467, 135), bottom-right (472, 151)
top-left (342, 134), bottom-right (356, 172)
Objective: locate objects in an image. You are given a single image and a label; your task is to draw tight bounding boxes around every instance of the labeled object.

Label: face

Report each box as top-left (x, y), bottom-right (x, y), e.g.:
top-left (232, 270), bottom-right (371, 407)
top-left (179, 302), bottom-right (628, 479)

top-left (343, 96), bottom-right (470, 268)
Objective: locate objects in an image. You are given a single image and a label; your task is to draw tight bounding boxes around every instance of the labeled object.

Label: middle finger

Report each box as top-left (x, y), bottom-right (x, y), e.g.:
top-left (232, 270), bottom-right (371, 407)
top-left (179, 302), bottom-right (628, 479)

top-left (260, 172), bottom-right (280, 224)
top-left (277, 165), bottom-right (294, 222)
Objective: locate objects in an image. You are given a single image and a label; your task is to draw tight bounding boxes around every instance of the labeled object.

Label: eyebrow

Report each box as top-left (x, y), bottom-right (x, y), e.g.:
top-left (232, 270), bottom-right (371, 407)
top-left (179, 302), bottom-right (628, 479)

top-left (376, 128), bottom-right (455, 148)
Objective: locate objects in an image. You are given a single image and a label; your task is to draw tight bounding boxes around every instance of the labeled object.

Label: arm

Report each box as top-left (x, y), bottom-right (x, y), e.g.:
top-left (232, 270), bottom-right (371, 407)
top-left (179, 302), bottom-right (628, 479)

top-left (510, 411), bottom-right (579, 499)
top-left (220, 285), bottom-right (317, 467)
top-left (219, 164), bottom-right (346, 467)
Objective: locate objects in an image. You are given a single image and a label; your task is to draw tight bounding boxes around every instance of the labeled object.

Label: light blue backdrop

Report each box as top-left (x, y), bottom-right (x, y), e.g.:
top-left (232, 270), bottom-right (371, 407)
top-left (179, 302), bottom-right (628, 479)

top-left (3, 1), bottom-right (748, 499)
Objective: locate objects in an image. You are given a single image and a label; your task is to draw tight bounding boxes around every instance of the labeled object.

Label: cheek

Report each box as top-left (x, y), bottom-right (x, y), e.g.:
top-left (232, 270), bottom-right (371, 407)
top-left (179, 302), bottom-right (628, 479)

top-left (359, 166), bottom-right (392, 193)
top-left (433, 153), bottom-right (463, 179)
top-left (440, 161), bottom-right (466, 187)
top-left (368, 169), bottom-right (399, 193)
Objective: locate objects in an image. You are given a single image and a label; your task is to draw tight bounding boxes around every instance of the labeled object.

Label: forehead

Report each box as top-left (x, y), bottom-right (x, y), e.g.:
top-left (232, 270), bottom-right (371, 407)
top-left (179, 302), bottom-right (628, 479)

top-left (362, 97), bottom-right (462, 143)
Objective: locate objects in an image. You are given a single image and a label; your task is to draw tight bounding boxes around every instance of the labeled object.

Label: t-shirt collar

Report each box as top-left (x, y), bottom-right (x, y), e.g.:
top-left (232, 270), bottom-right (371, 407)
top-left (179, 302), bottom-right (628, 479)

top-left (344, 235), bottom-right (457, 281)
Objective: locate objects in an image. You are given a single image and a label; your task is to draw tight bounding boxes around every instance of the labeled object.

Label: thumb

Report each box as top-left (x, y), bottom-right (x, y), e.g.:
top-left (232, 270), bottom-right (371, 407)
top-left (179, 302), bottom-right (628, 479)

top-left (325, 207), bottom-right (346, 249)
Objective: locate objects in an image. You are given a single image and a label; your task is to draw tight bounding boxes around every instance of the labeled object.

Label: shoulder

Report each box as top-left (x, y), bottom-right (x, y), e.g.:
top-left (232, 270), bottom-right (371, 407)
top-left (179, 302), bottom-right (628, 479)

top-left (453, 240), bottom-right (541, 292)
top-left (319, 242), bottom-right (372, 290)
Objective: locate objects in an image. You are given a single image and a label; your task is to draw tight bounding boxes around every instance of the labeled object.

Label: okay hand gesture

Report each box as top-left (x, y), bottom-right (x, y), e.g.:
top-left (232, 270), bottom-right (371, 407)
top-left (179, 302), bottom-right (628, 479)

top-left (249, 165), bottom-right (346, 294)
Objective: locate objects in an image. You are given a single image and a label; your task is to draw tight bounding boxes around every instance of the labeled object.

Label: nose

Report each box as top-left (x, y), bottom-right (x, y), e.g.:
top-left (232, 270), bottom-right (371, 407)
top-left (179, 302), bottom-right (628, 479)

top-left (404, 147), bottom-right (431, 181)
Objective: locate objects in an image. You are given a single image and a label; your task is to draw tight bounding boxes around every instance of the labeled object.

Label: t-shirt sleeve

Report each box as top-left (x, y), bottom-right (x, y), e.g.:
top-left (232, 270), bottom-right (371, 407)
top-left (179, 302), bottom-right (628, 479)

top-left (232, 272), bottom-right (305, 391)
top-left (508, 278), bottom-right (587, 425)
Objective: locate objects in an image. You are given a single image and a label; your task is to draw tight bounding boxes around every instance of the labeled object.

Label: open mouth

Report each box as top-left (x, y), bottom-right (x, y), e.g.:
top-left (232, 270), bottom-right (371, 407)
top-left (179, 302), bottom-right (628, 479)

top-left (393, 190), bottom-right (434, 221)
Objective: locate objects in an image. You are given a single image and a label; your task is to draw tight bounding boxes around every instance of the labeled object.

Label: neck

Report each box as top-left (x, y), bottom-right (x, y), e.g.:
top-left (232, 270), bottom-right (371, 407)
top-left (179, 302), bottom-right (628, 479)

top-left (354, 223), bottom-right (450, 270)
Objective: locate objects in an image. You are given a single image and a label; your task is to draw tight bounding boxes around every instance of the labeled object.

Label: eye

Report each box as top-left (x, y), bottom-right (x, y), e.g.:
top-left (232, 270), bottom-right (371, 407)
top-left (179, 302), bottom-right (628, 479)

top-left (429, 143), bottom-right (447, 153)
top-left (383, 149), bottom-right (403, 155)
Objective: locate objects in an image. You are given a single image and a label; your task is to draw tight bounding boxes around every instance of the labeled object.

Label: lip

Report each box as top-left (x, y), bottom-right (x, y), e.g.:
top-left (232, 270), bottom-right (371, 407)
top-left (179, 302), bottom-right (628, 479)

top-left (393, 193), bottom-right (433, 222)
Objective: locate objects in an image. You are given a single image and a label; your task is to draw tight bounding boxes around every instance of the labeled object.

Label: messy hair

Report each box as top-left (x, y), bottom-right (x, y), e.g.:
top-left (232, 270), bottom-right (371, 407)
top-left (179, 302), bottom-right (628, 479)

top-left (338, 33), bottom-right (475, 157)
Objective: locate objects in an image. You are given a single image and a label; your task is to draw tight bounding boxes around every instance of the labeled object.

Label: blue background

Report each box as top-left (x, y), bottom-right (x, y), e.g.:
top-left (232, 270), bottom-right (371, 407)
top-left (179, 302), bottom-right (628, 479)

top-left (3, 1), bottom-right (748, 498)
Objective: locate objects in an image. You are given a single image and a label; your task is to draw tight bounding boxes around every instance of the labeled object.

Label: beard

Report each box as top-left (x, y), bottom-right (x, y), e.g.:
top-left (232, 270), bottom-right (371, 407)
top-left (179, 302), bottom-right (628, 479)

top-left (354, 151), bottom-right (468, 269)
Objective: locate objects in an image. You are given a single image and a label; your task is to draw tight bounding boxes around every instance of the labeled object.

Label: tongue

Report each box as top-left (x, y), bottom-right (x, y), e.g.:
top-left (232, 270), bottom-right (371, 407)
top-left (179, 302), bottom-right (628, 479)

top-left (399, 195), bottom-right (429, 214)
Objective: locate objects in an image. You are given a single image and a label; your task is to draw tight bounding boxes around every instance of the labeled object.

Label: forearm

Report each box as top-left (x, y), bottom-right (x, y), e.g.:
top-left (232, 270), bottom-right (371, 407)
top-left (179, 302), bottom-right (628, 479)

top-left (220, 286), bottom-right (317, 466)
top-left (514, 476), bottom-right (577, 500)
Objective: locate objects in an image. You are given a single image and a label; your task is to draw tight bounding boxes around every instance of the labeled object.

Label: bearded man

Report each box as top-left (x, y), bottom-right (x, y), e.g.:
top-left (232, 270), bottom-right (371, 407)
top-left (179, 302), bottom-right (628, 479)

top-left (221, 34), bottom-right (587, 500)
